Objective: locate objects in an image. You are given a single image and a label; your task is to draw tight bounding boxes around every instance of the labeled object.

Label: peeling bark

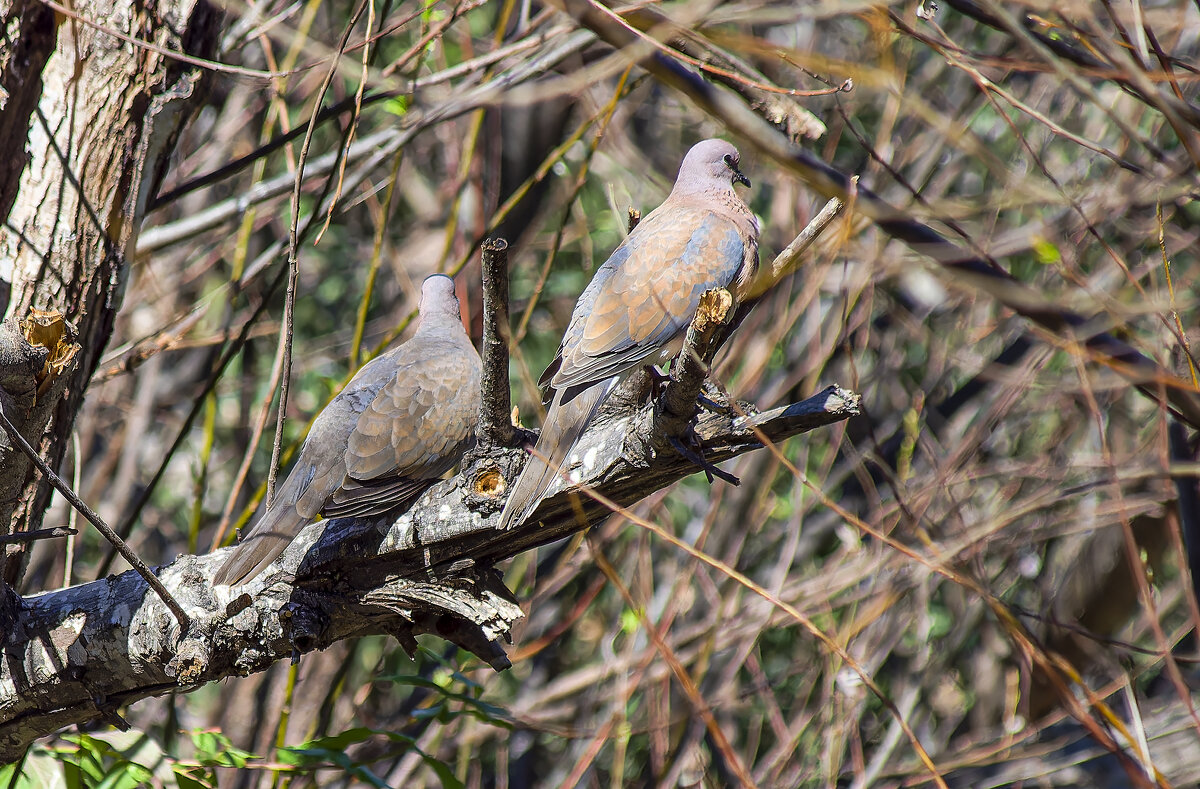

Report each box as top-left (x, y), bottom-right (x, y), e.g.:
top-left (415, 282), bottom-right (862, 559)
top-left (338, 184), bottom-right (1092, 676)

top-left (0, 0), bottom-right (219, 582)
top-left (0, 384), bottom-right (858, 759)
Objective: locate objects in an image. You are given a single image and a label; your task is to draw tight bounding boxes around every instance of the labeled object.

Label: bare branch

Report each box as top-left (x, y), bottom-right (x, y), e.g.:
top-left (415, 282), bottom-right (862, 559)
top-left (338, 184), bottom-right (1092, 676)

top-left (0, 400), bottom-right (189, 628)
top-left (135, 31), bottom-right (598, 254)
top-left (478, 237), bottom-right (517, 447)
top-left (0, 383), bottom-right (856, 756)
top-left (0, 526), bottom-right (75, 545)
top-left (749, 192), bottom-right (849, 299)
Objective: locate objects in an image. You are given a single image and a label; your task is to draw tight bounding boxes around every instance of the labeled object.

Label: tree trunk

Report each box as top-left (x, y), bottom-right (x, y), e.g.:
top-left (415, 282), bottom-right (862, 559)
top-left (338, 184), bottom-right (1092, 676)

top-left (0, 0), bottom-right (219, 585)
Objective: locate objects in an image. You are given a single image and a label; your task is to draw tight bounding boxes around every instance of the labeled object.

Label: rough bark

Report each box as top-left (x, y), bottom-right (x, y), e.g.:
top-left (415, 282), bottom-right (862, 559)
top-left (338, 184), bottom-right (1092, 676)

top-left (0, 384), bottom-right (859, 760)
top-left (0, 0), bottom-right (219, 583)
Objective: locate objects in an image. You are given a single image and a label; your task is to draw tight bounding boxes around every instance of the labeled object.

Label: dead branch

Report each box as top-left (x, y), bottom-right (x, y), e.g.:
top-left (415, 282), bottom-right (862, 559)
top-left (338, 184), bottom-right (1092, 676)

top-left (0, 381), bottom-right (857, 759)
top-left (478, 238), bottom-right (518, 447)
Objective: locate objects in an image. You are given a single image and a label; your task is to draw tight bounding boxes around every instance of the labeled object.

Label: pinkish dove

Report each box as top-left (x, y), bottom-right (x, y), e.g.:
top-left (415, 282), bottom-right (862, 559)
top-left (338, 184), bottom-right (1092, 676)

top-left (499, 139), bottom-right (760, 530)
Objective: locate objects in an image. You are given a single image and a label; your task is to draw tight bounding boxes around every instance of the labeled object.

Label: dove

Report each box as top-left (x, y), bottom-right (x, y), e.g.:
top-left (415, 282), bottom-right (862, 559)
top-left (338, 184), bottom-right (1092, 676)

top-left (498, 139), bottom-right (759, 530)
top-left (214, 274), bottom-right (482, 586)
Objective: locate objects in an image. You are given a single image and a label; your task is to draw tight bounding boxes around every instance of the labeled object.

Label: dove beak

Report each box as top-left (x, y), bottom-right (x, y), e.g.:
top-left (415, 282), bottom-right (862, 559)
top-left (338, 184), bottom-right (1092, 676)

top-left (732, 168), bottom-right (751, 189)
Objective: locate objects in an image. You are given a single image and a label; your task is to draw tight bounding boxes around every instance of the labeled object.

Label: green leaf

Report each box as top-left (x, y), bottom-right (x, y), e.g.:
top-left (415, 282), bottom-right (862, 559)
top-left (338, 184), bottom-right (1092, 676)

top-left (62, 762), bottom-right (85, 789)
top-left (619, 608), bottom-right (640, 634)
top-left (1033, 239), bottom-right (1061, 264)
top-left (172, 765), bottom-right (215, 789)
top-left (95, 762), bottom-right (153, 789)
top-left (384, 96), bottom-right (409, 117)
top-left (190, 730), bottom-right (254, 768)
top-left (0, 749), bottom-right (68, 789)
top-left (277, 727), bottom-right (464, 789)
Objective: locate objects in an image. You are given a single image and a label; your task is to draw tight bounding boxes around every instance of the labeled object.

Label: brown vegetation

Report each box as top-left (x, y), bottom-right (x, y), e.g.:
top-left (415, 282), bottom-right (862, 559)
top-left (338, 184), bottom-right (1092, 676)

top-left (1, 0), bottom-right (1199, 786)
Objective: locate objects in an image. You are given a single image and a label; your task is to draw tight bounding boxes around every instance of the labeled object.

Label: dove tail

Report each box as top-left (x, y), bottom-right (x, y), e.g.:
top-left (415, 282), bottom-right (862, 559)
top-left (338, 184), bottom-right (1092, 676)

top-left (213, 498), bottom-right (309, 587)
top-left (498, 381), bottom-right (612, 530)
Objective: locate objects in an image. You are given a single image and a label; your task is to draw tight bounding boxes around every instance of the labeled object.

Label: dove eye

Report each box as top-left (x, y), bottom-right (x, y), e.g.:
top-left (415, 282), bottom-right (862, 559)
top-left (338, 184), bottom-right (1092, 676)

top-left (722, 153), bottom-right (735, 167)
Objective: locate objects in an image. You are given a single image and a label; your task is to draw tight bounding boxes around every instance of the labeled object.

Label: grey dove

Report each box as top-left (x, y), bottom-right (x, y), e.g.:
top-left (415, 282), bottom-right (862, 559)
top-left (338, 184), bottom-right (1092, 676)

top-left (214, 274), bottom-right (481, 586)
top-left (498, 139), bottom-right (759, 530)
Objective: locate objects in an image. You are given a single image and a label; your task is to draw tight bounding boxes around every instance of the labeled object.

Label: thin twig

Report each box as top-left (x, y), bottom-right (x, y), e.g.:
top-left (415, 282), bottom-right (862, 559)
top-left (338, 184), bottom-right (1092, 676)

top-left (146, 23), bottom-right (572, 211)
top-left (313, 0), bottom-right (376, 245)
top-left (218, 333), bottom-right (288, 540)
top-left (588, 537), bottom-right (759, 788)
top-left (63, 430), bottom-right (80, 585)
top-left (0, 403), bottom-right (189, 628)
top-left (271, 0), bottom-right (372, 505)
top-left (1169, 421), bottom-right (1200, 619)
top-left (512, 66), bottom-right (638, 349)
top-left (148, 94), bottom-right (395, 212)
top-left (350, 145), bottom-right (406, 368)
top-left (478, 238), bottom-right (516, 447)
top-left (0, 526), bottom-right (76, 545)
top-left (749, 192), bottom-right (848, 299)
top-left (96, 263), bottom-right (290, 577)
top-left (138, 29), bottom-right (597, 255)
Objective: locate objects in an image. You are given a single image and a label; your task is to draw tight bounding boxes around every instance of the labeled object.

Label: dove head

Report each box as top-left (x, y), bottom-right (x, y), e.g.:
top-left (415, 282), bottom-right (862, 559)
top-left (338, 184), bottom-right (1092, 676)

top-left (418, 274), bottom-right (462, 323)
top-left (674, 139), bottom-right (751, 194)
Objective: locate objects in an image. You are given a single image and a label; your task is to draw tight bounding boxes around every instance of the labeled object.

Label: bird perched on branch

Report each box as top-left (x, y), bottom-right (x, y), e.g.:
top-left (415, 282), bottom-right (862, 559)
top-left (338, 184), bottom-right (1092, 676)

top-left (215, 274), bottom-right (482, 586)
top-left (498, 139), bottom-right (759, 530)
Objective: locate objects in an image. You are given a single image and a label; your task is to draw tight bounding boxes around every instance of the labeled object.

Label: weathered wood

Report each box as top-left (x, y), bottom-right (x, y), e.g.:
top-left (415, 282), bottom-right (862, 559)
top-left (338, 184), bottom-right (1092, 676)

top-left (477, 237), bottom-right (518, 447)
top-left (0, 384), bottom-right (858, 759)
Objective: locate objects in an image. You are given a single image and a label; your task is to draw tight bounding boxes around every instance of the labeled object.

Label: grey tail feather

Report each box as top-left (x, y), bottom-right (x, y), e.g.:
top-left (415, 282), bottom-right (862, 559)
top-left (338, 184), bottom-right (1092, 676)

top-left (213, 504), bottom-right (307, 587)
top-left (498, 381), bottom-right (611, 530)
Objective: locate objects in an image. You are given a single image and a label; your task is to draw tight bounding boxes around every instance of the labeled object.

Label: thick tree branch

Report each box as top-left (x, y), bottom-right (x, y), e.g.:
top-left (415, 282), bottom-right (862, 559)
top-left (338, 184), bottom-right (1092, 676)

top-left (0, 383), bottom-right (857, 758)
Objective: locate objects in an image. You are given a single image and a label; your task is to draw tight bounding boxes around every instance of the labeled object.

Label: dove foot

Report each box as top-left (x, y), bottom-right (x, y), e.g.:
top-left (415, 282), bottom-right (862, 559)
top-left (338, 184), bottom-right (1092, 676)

top-left (667, 434), bottom-right (740, 486)
top-left (696, 392), bottom-right (732, 415)
top-left (644, 364), bottom-right (672, 399)
top-left (694, 380), bottom-right (735, 415)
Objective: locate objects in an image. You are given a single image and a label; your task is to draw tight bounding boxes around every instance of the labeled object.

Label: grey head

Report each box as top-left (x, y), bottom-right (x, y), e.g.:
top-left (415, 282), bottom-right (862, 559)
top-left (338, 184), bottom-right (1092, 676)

top-left (672, 139), bottom-right (751, 195)
top-left (417, 274), bottom-right (462, 324)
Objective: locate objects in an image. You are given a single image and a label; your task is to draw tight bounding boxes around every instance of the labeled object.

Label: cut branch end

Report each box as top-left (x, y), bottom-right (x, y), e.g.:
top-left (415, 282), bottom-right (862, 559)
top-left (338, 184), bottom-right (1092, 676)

top-left (479, 237), bottom-right (518, 448)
